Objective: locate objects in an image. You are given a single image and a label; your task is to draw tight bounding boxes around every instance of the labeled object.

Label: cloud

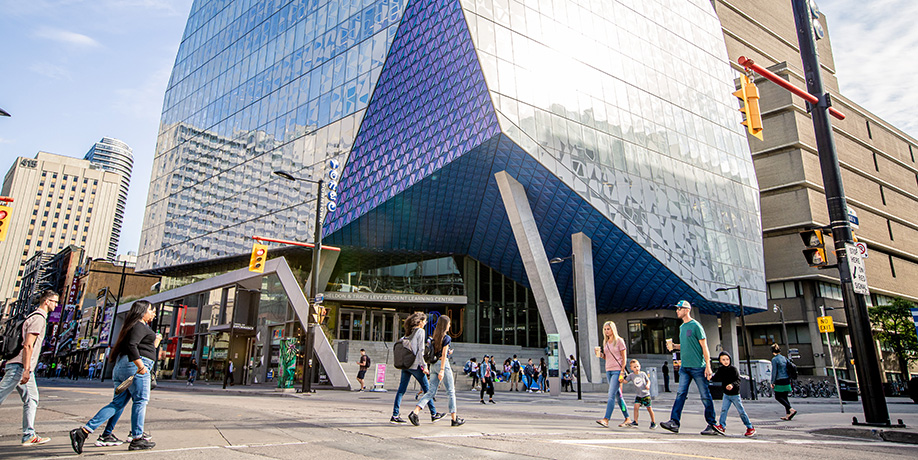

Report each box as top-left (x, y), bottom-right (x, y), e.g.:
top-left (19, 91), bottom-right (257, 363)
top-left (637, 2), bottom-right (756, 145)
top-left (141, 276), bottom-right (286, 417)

top-left (34, 27), bottom-right (101, 47)
top-left (820, 0), bottom-right (918, 137)
top-left (112, 64), bottom-right (172, 121)
top-left (0, 137), bottom-right (13, 144)
top-left (28, 62), bottom-right (73, 80)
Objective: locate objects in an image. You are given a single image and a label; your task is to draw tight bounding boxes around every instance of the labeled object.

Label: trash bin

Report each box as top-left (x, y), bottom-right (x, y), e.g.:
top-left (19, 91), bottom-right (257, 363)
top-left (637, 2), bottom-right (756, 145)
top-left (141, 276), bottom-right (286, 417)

top-left (839, 379), bottom-right (858, 402)
top-left (739, 376), bottom-right (753, 400)
top-left (336, 341), bottom-right (349, 362)
top-left (708, 381), bottom-right (724, 400)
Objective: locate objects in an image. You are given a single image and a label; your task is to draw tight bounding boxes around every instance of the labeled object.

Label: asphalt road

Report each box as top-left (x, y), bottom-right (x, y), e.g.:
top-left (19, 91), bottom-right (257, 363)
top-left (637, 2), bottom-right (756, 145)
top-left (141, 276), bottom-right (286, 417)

top-left (1, 379), bottom-right (917, 459)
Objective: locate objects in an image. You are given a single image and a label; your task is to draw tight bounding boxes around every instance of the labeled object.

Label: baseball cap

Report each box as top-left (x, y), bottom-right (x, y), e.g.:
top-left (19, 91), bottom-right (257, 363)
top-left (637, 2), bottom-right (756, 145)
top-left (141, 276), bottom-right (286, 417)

top-left (675, 300), bottom-right (692, 310)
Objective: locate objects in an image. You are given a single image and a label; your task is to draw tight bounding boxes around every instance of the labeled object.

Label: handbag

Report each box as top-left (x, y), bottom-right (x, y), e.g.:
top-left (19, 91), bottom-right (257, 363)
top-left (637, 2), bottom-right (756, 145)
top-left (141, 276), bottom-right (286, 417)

top-left (150, 372), bottom-right (157, 390)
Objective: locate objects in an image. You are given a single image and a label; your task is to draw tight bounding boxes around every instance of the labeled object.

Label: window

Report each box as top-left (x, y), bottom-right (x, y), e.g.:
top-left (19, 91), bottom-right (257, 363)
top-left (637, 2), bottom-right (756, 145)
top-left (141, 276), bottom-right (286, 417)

top-left (866, 120), bottom-right (872, 139)
top-left (873, 152), bottom-right (879, 172)
top-left (817, 282), bottom-right (843, 301)
top-left (887, 220), bottom-right (894, 241)
top-left (889, 255), bottom-right (897, 278)
top-left (910, 144), bottom-right (914, 162)
top-left (768, 281), bottom-right (799, 299)
top-left (880, 185), bottom-right (886, 205)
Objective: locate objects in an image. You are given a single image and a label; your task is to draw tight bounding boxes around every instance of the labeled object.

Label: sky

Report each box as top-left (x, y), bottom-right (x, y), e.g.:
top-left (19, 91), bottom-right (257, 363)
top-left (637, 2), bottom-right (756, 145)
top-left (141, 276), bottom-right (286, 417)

top-left (0, 0), bottom-right (915, 259)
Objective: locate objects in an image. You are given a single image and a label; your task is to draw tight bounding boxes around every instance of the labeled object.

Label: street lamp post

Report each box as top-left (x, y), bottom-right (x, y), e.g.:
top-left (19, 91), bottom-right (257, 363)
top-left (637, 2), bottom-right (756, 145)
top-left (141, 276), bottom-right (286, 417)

top-left (773, 304), bottom-right (789, 348)
top-left (549, 255), bottom-right (581, 401)
top-left (274, 170), bottom-right (323, 394)
top-left (715, 286), bottom-right (756, 400)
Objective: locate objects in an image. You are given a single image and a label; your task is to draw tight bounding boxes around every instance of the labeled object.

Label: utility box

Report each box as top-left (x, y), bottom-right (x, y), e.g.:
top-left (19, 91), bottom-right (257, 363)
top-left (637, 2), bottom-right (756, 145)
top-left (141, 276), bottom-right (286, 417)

top-left (336, 341), bottom-right (349, 362)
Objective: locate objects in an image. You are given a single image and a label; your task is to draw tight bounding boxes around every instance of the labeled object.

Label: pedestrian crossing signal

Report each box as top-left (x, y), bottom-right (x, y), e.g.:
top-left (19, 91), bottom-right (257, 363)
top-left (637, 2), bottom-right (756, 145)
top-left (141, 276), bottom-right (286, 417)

top-left (800, 229), bottom-right (828, 268)
top-left (249, 243), bottom-right (268, 272)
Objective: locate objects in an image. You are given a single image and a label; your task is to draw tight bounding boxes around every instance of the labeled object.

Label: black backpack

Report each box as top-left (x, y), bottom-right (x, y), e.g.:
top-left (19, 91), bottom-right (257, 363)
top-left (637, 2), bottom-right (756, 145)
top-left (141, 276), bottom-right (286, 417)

top-left (0, 311), bottom-right (43, 361)
top-left (511, 360), bottom-right (521, 373)
top-left (393, 336), bottom-right (417, 370)
top-left (423, 337), bottom-right (440, 365)
top-left (785, 356), bottom-right (798, 380)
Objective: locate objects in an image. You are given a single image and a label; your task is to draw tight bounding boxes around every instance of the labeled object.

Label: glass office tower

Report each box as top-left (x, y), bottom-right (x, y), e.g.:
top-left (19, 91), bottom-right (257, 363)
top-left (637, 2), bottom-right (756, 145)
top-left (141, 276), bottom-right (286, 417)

top-left (141, 0), bottom-right (765, 315)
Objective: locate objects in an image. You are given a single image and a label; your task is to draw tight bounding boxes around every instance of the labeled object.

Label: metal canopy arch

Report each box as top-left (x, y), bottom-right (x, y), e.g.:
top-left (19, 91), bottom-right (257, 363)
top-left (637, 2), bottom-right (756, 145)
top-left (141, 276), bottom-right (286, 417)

top-left (116, 257), bottom-right (351, 390)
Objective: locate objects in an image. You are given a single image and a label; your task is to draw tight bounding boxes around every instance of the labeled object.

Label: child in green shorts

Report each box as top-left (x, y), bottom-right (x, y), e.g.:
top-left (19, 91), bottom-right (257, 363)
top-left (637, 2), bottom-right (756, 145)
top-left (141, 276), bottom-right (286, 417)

top-left (620, 359), bottom-right (656, 428)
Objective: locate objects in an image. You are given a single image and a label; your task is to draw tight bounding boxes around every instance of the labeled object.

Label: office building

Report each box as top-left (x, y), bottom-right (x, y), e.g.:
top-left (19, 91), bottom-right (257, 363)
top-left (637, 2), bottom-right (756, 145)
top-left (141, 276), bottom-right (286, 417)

top-left (0, 152), bottom-right (122, 316)
top-left (715, 0), bottom-right (918, 379)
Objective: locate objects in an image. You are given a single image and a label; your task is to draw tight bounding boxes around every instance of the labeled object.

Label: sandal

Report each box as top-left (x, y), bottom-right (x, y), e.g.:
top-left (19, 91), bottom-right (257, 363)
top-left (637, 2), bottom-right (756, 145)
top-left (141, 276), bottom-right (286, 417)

top-left (787, 409), bottom-right (797, 420)
top-left (596, 419), bottom-right (609, 428)
top-left (618, 421), bottom-right (631, 427)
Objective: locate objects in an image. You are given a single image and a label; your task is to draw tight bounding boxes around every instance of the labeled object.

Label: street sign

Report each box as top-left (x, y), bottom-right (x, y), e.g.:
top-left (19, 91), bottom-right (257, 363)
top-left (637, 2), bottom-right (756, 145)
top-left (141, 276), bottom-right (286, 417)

top-left (547, 333), bottom-right (560, 342)
top-left (848, 207), bottom-right (859, 229)
top-left (818, 315), bottom-right (835, 333)
top-left (315, 293), bottom-right (324, 303)
top-left (855, 241), bottom-right (868, 259)
top-left (845, 242), bottom-right (869, 295)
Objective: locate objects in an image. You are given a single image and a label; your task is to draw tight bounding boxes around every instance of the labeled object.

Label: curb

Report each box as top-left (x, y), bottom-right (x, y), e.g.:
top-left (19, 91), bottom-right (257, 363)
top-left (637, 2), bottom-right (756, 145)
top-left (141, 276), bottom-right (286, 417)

top-left (811, 427), bottom-right (918, 445)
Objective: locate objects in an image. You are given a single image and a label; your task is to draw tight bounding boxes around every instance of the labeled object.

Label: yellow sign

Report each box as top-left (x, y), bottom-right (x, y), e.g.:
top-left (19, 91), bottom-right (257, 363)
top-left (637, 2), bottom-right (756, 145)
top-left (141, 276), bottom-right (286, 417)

top-left (818, 315), bottom-right (835, 333)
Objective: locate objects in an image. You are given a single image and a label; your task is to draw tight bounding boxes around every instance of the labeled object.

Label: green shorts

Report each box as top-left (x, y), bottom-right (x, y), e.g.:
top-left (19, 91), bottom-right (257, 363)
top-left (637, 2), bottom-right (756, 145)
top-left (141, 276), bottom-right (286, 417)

top-left (634, 396), bottom-right (652, 407)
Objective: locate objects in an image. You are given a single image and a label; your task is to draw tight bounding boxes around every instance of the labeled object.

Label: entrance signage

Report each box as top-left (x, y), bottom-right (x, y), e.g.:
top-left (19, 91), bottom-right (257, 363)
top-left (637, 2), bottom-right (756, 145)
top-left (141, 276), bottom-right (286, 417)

top-left (322, 291), bottom-right (467, 304)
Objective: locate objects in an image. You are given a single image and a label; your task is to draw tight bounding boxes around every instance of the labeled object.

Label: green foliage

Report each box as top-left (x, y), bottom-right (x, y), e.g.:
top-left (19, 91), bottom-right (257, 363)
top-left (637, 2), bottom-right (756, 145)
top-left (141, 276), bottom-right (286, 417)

top-left (869, 297), bottom-right (918, 376)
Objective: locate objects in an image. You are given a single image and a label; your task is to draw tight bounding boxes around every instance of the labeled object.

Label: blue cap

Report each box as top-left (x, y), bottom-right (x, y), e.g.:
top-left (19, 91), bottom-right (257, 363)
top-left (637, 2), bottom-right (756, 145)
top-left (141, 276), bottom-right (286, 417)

top-left (675, 300), bottom-right (692, 310)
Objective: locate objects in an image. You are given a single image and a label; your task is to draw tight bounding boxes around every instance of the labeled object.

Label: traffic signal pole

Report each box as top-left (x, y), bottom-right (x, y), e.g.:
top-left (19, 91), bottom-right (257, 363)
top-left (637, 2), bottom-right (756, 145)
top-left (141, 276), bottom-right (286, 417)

top-left (790, 0), bottom-right (890, 426)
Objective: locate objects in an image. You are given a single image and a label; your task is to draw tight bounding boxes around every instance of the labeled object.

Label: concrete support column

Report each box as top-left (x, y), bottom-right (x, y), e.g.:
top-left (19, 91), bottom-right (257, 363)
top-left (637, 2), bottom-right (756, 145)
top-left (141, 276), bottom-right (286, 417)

top-left (495, 171), bottom-right (576, 369)
top-left (697, 313), bottom-right (721, 356)
top-left (721, 312), bottom-right (739, 359)
top-left (571, 232), bottom-right (601, 384)
top-left (305, 248), bottom-right (340, 298)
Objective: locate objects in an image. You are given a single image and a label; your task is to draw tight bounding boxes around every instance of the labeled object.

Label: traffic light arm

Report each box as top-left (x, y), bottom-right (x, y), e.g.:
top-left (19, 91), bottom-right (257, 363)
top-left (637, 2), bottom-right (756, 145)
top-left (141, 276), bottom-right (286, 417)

top-left (738, 56), bottom-right (845, 120)
top-left (252, 235), bottom-right (341, 252)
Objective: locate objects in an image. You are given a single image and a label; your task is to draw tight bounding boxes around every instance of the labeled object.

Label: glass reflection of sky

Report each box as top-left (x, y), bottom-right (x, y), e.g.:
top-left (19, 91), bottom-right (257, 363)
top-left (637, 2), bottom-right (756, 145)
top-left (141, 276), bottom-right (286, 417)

top-left (461, 0), bottom-right (764, 306)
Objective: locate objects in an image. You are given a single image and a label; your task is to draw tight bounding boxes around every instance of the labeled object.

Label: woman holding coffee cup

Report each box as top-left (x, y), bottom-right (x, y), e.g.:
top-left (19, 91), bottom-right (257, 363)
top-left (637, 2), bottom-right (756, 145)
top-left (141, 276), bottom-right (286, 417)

top-left (595, 321), bottom-right (633, 428)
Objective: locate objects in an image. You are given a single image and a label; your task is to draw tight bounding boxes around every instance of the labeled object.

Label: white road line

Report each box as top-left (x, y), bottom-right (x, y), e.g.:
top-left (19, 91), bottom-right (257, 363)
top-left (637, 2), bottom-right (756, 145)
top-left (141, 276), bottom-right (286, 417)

top-left (50, 441), bottom-right (312, 459)
top-left (557, 438), bottom-right (918, 448)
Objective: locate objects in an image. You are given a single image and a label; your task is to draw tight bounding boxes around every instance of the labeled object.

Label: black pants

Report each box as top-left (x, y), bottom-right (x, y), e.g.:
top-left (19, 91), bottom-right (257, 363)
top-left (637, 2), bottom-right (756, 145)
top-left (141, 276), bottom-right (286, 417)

top-left (480, 377), bottom-right (494, 400)
top-left (775, 391), bottom-right (792, 413)
top-left (664, 374), bottom-right (670, 392)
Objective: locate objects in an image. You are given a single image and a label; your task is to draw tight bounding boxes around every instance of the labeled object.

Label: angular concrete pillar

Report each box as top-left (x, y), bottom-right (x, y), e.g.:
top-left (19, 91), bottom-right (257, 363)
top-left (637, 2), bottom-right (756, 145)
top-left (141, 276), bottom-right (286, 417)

top-left (572, 232), bottom-right (602, 384)
top-left (495, 171), bottom-right (576, 373)
top-left (305, 247), bottom-right (340, 298)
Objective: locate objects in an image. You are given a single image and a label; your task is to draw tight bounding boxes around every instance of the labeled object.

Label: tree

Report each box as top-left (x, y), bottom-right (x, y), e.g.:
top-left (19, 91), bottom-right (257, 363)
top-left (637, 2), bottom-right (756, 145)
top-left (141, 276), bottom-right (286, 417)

top-left (868, 297), bottom-right (918, 381)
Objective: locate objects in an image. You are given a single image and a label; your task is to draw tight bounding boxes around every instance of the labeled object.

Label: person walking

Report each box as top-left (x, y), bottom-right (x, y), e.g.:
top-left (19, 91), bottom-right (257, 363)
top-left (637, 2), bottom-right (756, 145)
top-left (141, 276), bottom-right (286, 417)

top-left (771, 343), bottom-right (797, 421)
top-left (69, 300), bottom-right (161, 453)
top-left (409, 316), bottom-right (464, 426)
top-left (479, 355), bottom-right (496, 404)
top-left (660, 300), bottom-right (722, 435)
top-left (711, 351), bottom-right (755, 436)
top-left (226, 360), bottom-right (235, 386)
top-left (594, 320), bottom-right (633, 428)
top-left (187, 358), bottom-right (198, 386)
top-left (356, 349), bottom-right (370, 391)
top-left (662, 361), bottom-right (670, 392)
top-left (0, 289), bottom-right (57, 447)
top-left (622, 359), bottom-right (655, 429)
top-left (390, 312), bottom-right (442, 424)
top-left (538, 358), bottom-right (548, 392)
top-left (509, 355), bottom-right (522, 391)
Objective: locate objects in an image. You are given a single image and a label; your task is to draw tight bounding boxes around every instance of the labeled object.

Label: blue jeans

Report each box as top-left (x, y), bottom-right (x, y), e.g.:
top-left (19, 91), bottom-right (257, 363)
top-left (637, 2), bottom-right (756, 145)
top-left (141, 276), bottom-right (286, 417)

top-left (417, 361), bottom-right (456, 414)
top-left (603, 370), bottom-right (630, 420)
top-left (669, 367), bottom-right (716, 426)
top-left (392, 368), bottom-right (436, 417)
top-left (0, 363), bottom-right (40, 442)
top-left (84, 356), bottom-right (153, 438)
top-left (719, 394), bottom-right (752, 429)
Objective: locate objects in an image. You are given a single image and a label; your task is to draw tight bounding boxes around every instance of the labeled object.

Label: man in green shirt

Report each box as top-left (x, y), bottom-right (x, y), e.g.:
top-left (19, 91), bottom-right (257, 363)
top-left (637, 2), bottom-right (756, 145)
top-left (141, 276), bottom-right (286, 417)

top-left (660, 300), bottom-right (722, 435)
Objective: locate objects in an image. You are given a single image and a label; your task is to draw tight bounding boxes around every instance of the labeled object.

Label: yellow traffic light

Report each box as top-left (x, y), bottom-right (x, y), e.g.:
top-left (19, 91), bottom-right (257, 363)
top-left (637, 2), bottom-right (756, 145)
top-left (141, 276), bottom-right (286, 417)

top-left (249, 243), bottom-right (268, 272)
top-left (0, 204), bottom-right (11, 242)
top-left (733, 75), bottom-right (764, 141)
top-left (800, 229), bottom-right (827, 268)
top-left (310, 303), bottom-right (328, 325)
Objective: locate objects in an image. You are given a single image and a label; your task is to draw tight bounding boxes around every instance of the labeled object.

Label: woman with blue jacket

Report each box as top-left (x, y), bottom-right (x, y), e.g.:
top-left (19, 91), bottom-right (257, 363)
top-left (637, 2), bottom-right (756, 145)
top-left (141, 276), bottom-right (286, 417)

top-left (770, 343), bottom-right (797, 420)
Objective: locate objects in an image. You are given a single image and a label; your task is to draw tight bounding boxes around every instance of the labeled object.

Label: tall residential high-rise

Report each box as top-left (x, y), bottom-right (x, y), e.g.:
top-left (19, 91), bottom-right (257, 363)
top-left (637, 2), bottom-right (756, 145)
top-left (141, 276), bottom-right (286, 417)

top-left (0, 152), bottom-right (122, 315)
top-left (84, 137), bottom-right (133, 260)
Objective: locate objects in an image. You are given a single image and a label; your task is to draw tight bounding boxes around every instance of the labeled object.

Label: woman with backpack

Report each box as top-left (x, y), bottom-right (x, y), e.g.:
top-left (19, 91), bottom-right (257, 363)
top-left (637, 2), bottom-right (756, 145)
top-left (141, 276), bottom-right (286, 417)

top-left (408, 316), bottom-right (464, 426)
top-left (770, 343), bottom-right (797, 420)
top-left (390, 312), bottom-right (443, 424)
top-left (69, 301), bottom-right (161, 453)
